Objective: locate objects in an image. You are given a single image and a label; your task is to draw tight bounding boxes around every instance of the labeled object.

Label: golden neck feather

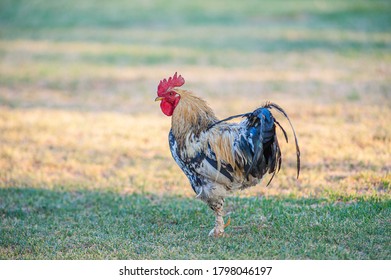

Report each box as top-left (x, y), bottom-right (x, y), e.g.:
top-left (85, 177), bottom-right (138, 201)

top-left (171, 89), bottom-right (218, 147)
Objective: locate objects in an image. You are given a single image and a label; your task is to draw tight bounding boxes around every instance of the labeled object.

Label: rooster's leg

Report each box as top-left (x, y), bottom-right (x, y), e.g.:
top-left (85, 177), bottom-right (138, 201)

top-left (208, 199), bottom-right (226, 237)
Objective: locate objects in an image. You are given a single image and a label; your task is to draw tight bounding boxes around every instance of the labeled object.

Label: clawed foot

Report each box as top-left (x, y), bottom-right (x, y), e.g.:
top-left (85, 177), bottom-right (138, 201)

top-left (208, 227), bottom-right (225, 237)
top-left (208, 217), bottom-right (231, 237)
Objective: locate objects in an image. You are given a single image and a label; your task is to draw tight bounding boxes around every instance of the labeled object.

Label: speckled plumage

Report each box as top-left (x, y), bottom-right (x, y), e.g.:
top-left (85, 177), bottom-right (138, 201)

top-left (170, 97), bottom-right (280, 194)
top-left (156, 76), bottom-right (300, 237)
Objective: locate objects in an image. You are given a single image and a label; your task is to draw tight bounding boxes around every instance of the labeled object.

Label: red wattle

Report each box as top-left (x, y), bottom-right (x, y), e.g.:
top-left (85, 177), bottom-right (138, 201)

top-left (160, 100), bottom-right (174, 116)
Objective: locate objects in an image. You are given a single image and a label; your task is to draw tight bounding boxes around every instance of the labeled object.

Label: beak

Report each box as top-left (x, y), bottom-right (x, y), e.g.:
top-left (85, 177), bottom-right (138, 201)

top-left (155, 97), bottom-right (163, 102)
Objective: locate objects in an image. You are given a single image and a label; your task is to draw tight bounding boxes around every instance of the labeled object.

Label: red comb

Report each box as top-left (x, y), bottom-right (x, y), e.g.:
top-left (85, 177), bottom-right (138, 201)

top-left (157, 72), bottom-right (185, 96)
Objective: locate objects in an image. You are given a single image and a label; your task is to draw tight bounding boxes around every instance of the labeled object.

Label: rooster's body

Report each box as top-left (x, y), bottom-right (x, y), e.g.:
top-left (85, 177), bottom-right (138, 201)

top-left (155, 73), bottom-right (300, 236)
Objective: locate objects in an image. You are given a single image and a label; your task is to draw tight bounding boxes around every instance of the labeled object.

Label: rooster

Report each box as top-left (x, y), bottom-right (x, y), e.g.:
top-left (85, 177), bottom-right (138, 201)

top-left (155, 73), bottom-right (300, 237)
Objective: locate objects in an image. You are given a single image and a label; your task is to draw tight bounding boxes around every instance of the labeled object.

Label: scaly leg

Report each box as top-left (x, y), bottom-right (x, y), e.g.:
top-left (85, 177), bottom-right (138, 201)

top-left (208, 198), bottom-right (229, 237)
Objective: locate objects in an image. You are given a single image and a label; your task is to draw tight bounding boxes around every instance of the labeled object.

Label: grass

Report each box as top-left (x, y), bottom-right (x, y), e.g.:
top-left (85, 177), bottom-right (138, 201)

top-left (0, 0), bottom-right (390, 259)
top-left (1, 188), bottom-right (389, 259)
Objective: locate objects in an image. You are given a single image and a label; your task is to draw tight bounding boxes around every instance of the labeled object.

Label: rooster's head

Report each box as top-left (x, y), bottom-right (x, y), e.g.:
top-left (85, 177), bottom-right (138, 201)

top-left (155, 72), bottom-right (185, 116)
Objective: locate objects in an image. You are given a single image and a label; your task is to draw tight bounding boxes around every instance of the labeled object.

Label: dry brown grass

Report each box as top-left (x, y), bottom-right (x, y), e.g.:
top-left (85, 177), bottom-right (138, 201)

top-left (1, 0), bottom-right (390, 200)
top-left (1, 59), bottom-right (390, 199)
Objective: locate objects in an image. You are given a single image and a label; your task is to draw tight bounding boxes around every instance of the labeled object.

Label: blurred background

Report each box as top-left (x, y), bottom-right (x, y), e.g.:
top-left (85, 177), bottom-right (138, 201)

top-left (1, 0), bottom-right (390, 197)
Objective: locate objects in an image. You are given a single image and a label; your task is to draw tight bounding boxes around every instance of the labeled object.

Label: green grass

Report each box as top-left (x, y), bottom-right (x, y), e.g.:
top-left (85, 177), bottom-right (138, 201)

top-left (1, 188), bottom-right (389, 259)
top-left (0, 0), bottom-right (390, 259)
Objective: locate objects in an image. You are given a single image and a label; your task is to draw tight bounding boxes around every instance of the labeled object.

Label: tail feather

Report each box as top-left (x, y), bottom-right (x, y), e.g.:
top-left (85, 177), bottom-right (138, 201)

top-left (244, 107), bottom-right (278, 180)
top-left (206, 101), bottom-right (300, 185)
top-left (244, 102), bottom-right (300, 185)
top-left (262, 102), bottom-right (301, 179)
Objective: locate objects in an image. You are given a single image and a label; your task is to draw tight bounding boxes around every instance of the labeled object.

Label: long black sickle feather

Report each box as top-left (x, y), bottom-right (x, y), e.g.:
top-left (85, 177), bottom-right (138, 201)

top-left (206, 102), bottom-right (301, 180)
top-left (207, 113), bottom-right (250, 130)
top-left (263, 102), bottom-right (301, 179)
top-left (274, 119), bottom-right (288, 143)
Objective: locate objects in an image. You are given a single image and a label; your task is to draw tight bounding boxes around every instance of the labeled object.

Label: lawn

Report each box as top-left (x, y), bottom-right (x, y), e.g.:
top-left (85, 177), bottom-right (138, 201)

top-left (0, 0), bottom-right (390, 259)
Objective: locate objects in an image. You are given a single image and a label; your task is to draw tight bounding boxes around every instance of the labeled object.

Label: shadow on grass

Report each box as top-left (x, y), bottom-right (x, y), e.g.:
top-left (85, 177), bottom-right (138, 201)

top-left (0, 187), bottom-right (390, 259)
